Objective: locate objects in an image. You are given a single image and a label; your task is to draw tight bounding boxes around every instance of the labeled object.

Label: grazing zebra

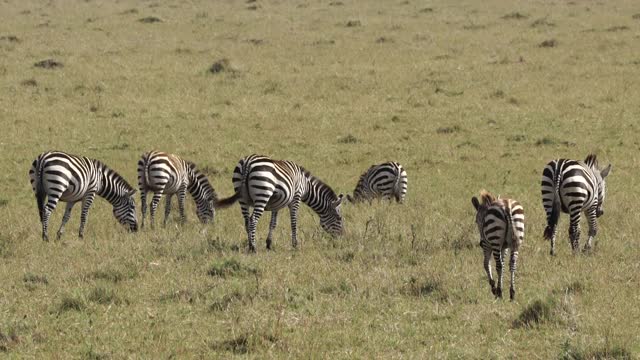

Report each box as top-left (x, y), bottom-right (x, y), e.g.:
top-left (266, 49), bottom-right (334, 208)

top-left (29, 151), bottom-right (138, 241)
top-left (541, 154), bottom-right (612, 255)
top-left (346, 162), bottom-right (408, 203)
top-left (214, 154), bottom-right (344, 252)
top-left (472, 190), bottom-right (525, 301)
top-left (137, 151), bottom-right (217, 228)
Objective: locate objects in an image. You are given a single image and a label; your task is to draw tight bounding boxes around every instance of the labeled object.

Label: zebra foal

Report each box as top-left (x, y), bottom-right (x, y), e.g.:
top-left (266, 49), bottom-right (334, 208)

top-left (214, 154), bottom-right (344, 252)
top-left (472, 190), bottom-right (524, 301)
top-left (137, 151), bottom-right (217, 228)
top-left (29, 151), bottom-right (138, 241)
top-left (541, 154), bottom-right (611, 255)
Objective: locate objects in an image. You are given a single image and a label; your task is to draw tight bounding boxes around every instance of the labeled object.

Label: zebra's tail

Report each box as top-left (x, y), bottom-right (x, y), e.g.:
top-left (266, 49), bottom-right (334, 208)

top-left (506, 208), bottom-right (521, 251)
top-left (214, 192), bottom-right (241, 209)
top-left (34, 157), bottom-right (46, 223)
top-left (543, 173), bottom-right (562, 240)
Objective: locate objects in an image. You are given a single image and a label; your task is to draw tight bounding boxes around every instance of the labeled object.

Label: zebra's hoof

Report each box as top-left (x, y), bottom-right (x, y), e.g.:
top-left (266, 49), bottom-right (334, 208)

top-left (56, 232), bottom-right (63, 240)
top-left (510, 289), bottom-right (515, 301)
top-left (495, 287), bottom-right (503, 299)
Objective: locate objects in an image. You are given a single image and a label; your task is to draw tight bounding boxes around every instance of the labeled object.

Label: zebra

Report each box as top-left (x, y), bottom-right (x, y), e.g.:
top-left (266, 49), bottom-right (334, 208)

top-left (472, 190), bottom-right (525, 301)
top-left (541, 154), bottom-right (612, 255)
top-left (346, 162), bottom-right (408, 203)
top-left (214, 154), bottom-right (344, 252)
top-left (137, 151), bottom-right (217, 228)
top-left (29, 151), bottom-right (138, 241)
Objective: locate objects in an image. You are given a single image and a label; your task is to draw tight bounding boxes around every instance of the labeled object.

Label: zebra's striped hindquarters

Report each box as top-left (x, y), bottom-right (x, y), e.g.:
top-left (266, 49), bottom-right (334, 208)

top-left (347, 162), bottom-right (408, 203)
top-left (541, 154), bottom-right (611, 255)
top-left (472, 191), bottom-right (524, 301)
top-left (29, 151), bottom-right (138, 241)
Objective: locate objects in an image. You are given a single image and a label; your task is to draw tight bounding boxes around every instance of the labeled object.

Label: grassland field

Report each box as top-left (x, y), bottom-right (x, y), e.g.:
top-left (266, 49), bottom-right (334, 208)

top-left (1, 0), bottom-right (639, 358)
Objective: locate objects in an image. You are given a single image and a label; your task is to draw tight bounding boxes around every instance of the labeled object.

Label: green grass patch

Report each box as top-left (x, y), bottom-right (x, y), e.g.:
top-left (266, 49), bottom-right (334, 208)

top-left (560, 339), bottom-right (634, 360)
top-left (207, 259), bottom-right (258, 278)
top-left (88, 286), bottom-right (127, 305)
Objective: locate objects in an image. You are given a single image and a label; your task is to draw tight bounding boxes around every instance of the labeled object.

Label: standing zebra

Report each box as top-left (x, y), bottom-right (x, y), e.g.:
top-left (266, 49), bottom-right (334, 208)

top-left (214, 154), bottom-right (344, 252)
top-left (541, 154), bottom-right (612, 255)
top-left (137, 151), bottom-right (217, 228)
top-left (472, 190), bottom-right (525, 301)
top-left (29, 151), bottom-right (138, 241)
top-left (346, 162), bottom-right (408, 203)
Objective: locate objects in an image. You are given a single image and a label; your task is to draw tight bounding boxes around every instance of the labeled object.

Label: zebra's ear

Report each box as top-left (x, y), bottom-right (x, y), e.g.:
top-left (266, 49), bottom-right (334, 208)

top-left (601, 164), bottom-right (612, 178)
top-left (127, 189), bottom-right (137, 197)
top-left (471, 196), bottom-right (480, 211)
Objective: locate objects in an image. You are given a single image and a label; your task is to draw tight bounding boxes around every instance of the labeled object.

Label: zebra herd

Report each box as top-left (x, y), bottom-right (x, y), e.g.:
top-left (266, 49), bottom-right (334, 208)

top-left (29, 150), bottom-right (611, 301)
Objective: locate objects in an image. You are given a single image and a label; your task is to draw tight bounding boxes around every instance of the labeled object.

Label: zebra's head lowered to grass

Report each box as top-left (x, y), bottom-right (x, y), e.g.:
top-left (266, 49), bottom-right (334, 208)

top-left (112, 189), bottom-right (138, 232)
top-left (584, 154), bottom-right (612, 218)
top-left (186, 162), bottom-right (217, 224)
top-left (319, 194), bottom-right (345, 236)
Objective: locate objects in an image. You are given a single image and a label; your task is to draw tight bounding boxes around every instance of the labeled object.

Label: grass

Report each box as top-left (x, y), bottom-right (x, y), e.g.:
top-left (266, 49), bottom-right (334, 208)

top-left (1, 0), bottom-right (639, 357)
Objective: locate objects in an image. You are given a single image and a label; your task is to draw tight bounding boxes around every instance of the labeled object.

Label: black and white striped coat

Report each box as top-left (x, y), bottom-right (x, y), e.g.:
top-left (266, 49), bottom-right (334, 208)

top-left (346, 162), bottom-right (407, 203)
top-left (472, 191), bottom-right (524, 301)
top-left (29, 151), bottom-right (138, 241)
top-left (215, 154), bottom-right (344, 252)
top-left (541, 154), bottom-right (611, 255)
top-left (137, 151), bottom-right (217, 228)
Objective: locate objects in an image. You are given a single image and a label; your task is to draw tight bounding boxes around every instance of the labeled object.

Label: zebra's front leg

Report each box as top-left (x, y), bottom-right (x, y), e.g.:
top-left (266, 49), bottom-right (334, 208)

top-left (163, 194), bottom-right (173, 226)
top-left (140, 191), bottom-right (148, 229)
top-left (248, 207), bottom-right (265, 253)
top-left (483, 248), bottom-right (496, 296)
top-left (289, 195), bottom-right (302, 249)
top-left (584, 208), bottom-right (598, 252)
top-left (493, 249), bottom-right (506, 299)
top-left (177, 184), bottom-right (187, 225)
top-left (78, 192), bottom-right (97, 239)
top-left (509, 249), bottom-right (519, 301)
top-left (266, 211), bottom-right (278, 250)
top-left (56, 202), bottom-right (75, 240)
top-left (149, 192), bottom-right (163, 229)
top-left (568, 213), bottom-right (581, 253)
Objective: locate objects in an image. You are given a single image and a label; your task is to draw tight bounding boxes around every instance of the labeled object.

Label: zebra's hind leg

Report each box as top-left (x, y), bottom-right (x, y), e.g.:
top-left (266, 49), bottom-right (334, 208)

top-left (584, 208), bottom-right (598, 252)
top-left (549, 226), bottom-right (558, 256)
top-left (149, 192), bottom-right (163, 229)
top-left (56, 202), bottom-right (75, 240)
top-left (288, 195), bottom-right (302, 249)
top-left (41, 196), bottom-right (59, 242)
top-left (248, 208), bottom-right (265, 253)
top-left (568, 213), bottom-right (581, 253)
top-left (78, 192), bottom-right (97, 238)
top-left (163, 194), bottom-right (172, 226)
top-left (483, 249), bottom-right (496, 297)
top-left (266, 211), bottom-right (278, 250)
top-left (493, 249), bottom-right (506, 299)
top-left (177, 184), bottom-right (187, 225)
top-left (140, 190), bottom-right (147, 229)
top-left (509, 249), bottom-right (519, 301)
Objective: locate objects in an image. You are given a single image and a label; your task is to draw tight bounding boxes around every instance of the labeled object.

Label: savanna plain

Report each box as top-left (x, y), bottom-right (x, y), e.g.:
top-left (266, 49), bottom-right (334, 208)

top-left (1, 0), bottom-right (639, 358)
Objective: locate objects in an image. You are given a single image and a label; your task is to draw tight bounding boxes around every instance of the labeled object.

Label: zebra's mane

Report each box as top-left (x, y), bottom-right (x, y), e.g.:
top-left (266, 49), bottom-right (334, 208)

top-left (302, 167), bottom-right (339, 201)
top-left (186, 161), bottom-right (217, 200)
top-left (93, 159), bottom-right (136, 194)
top-left (479, 190), bottom-right (496, 206)
top-left (584, 154), bottom-right (598, 168)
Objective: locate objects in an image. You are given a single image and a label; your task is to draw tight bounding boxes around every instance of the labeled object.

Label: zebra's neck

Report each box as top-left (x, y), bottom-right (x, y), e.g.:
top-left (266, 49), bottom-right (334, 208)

top-left (95, 161), bottom-right (134, 204)
top-left (302, 174), bottom-right (338, 216)
top-left (187, 166), bottom-right (216, 205)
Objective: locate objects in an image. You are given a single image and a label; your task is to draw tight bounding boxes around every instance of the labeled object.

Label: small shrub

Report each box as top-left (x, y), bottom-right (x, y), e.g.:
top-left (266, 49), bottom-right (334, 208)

top-left (88, 287), bottom-right (126, 305)
top-left (531, 18), bottom-right (555, 27)
top-left (346, 20), bottom-right (361, 27)
top-left (508, 134), bottom-right (527, 142)
top-left (34, 59), bottom-right (63, 69)
top-left (419, 7), bottom-right (434, 13)
top-left (138, 16), bottom-right (162, 23)
top-left (560, 339), bottom-right (634, 360)
top-left (23, 273), bottom-right (48, 285)
top-left (502, 12), bottom-right (528, 20)
top-left (337, 134), bottom-right (358, 144)
top-left (513, 298), bottom-right (555, 328)
top-left (209, 58), bottom-right (230, 74)
top-left (539, 39), bottom-right (557, 48)
top-left (436, 125), bottom-right (461, 134)
top-left (209, 290), bottom-right (244, 311)
top-left (57, 296), bottom-right (86, 312)
top-left (20, 79), bottom-right (37, 87)
top-left (210, 332), bottom-right (278, 354)
top-left (0, 35), bottom-right (20, 43)
top-left (207, 259), bottom-right (257, 278)
top-left (535, 137), bottom-right (556, 146)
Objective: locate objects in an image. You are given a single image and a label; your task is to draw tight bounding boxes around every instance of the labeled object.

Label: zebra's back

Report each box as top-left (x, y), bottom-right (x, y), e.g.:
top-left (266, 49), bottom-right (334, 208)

top-left (138, 151), bottom-right (188, 195)
top-left (480, 198), bottom-right (525, 252)
top-left (29, 151), bottom-right (99, 202)
top-left (350, 161), bottom-right (407, 202)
